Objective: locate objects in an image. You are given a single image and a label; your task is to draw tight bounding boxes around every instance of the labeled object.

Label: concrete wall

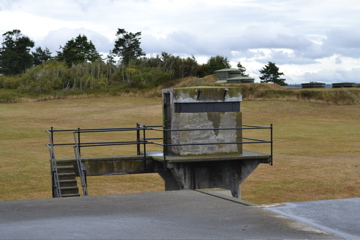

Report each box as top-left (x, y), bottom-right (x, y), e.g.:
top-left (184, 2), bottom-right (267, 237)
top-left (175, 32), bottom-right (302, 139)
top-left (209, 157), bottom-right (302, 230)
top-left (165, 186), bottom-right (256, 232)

top-left (163, 87), bottom-right (243, 156)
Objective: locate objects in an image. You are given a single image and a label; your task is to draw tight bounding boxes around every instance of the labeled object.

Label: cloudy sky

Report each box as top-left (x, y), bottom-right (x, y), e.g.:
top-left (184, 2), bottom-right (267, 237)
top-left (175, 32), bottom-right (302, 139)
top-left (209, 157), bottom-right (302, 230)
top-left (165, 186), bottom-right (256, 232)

top-left (1, 0), bottom-right (359, 84)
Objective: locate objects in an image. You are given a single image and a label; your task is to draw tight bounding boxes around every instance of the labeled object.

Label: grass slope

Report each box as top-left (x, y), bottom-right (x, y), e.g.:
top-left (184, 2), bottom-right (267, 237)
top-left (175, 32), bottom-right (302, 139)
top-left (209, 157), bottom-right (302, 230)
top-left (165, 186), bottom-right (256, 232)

top-left (0, 95), bottom-right (359, 204)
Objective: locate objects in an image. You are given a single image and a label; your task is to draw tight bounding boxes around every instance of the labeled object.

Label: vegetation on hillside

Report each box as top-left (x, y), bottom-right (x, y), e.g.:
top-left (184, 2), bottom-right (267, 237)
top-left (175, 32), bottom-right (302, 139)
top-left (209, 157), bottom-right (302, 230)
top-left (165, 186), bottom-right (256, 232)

top-left (1, 28), bottom-right (359, 104)
top-left (0, 29), bottom-right (233, 94)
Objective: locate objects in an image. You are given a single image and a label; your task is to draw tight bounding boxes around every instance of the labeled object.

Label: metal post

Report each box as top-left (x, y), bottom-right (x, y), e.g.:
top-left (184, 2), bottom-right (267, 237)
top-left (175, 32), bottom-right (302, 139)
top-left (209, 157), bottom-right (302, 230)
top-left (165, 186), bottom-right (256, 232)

top-left (77, 127), bottom-right (81, 157)
top-left (270, 124), bottom-right (273, 166)
top-left (50, 127), bottom-right (54, 159)
top-left (52, 171), bottom-right (55, 198)
top-left (136, 123), bottom-right (140, 155)
top-left (142, 125), bottom-right (147, 169)
top-left (50, 127), bottom-right (59, 198)
top-left (163, 128), bottom-right (168, 170)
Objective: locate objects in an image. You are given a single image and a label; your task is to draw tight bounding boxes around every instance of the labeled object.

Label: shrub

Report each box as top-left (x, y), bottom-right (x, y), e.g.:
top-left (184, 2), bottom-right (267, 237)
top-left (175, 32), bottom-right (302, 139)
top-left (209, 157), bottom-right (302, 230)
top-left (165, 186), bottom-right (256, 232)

top-left (0, 92), bottom-right (19, 103)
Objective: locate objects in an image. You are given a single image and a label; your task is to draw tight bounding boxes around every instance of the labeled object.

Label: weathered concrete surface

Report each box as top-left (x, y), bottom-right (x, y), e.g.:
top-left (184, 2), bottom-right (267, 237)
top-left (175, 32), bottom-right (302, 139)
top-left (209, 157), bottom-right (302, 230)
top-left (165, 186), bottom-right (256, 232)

top-left (81, 156), bottom-right (156, 175)
top-left (265, 198), bottom-right (360, 240)
top-left (55, 155), bottom-right (158, 176)
top-left (163, 87), bottom-right (243, 156)
top-left (53, 151), bottom-right (270, 198)
top-left (155, 150), bottom-right (271, 198)
top-left (158, 159), bottom-right (265, 198)
top-left (0, 190), bottom-right (340, 240)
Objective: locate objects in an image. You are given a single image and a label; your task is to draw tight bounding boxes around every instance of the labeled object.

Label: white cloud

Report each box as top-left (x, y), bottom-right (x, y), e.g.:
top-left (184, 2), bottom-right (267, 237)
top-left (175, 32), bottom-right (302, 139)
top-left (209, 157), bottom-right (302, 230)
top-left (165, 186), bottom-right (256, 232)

top-left (40, 28), bottom-right (112, 54)
top-left (0, 0), bottom-right (359, 83)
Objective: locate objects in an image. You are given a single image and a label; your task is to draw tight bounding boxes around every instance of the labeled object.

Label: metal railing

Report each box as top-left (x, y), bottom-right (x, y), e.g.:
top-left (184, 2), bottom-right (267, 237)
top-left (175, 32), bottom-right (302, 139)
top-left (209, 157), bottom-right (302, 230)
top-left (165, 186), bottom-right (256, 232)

top-left (46, 123), bottom-right (272, 197)
top-left (149, 124), bottom-right (273, 167)
top-left (46, 127), bottom-right (62, 198)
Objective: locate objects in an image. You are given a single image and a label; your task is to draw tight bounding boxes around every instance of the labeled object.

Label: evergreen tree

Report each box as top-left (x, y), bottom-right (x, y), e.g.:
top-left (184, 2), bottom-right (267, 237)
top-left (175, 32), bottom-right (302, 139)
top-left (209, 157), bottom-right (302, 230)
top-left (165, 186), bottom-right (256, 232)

top-left (112, 28), bottom-right (145, 66)
top-left (57, 35), bottom-right (100, 67)
top-left (203, 55), bottom-right (231, 76)
top-left (0, 29), bottom-right (34, 75)
top-left (32, 47), bottom-right (52, 65)
top-left (237, 62), bottom-right (247, 76)
top-left (259, 62), bottom-right (287, 86)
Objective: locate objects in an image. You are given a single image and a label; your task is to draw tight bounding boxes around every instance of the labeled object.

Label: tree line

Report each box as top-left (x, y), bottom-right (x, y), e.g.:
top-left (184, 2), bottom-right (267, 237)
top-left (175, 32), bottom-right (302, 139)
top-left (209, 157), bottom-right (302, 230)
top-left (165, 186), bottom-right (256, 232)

top-left (0, 29), bottom-right (286, 94)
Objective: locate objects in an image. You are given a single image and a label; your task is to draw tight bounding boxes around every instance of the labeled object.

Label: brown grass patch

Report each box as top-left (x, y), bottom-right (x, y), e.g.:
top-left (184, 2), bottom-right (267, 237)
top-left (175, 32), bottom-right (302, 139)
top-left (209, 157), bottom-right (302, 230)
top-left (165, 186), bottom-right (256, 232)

top-left (0, 96), bottom-right (359, 204)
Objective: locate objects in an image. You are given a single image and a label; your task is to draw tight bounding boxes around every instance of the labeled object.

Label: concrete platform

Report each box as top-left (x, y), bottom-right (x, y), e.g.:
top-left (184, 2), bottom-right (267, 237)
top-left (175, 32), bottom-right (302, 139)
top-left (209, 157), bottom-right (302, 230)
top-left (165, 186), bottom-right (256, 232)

top-left (0, 190), bottom-right (346, 239)
top-left (151, 150), bottom-right (271, 163)
top-left (265, 198), bottom-right (360, 239)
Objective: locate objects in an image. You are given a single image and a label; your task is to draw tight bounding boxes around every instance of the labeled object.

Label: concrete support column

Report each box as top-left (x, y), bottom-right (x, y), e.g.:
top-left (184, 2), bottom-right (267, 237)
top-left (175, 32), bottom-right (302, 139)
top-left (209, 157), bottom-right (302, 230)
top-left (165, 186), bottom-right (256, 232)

top-left (158, 160), bottom-right (262, 198)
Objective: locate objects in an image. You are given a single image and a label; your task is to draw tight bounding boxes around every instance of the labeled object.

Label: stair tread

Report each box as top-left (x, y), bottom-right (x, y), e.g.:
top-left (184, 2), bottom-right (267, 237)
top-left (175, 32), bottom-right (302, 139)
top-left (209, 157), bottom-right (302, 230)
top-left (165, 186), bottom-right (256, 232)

top-left (60, 186), bottom-right (79, 190)
top-left (58, 172), bottom-right (76, 175)
top-left (59, 179), bottom-right (77, 182)
top-left (57, 165), bottom-right (75, 168)
top-left (61, 193), bottom-right (80, 197)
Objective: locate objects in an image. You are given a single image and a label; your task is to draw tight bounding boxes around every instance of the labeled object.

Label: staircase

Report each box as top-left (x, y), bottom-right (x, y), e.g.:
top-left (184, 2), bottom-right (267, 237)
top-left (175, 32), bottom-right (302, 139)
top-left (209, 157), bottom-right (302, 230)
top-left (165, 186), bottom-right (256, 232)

top-left (55, 159), bottom-right (80, 197)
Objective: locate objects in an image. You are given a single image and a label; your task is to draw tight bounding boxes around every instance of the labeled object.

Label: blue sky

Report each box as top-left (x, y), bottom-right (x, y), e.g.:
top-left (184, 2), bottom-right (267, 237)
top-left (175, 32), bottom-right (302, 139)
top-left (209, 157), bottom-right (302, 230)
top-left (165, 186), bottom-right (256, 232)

top-left (1, 0), bottom-right (359, 84)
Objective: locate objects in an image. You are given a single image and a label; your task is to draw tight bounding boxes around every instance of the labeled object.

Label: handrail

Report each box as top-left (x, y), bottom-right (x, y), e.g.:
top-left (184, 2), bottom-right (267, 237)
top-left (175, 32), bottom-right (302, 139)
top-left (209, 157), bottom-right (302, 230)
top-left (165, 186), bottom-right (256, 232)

top-left (45, 127), bottom-right (62, 198)
top-left (46, 123), bottom-right (273, 197)
top-left (148, 124), bottom-right (273, 167)
top-left (73, 128), bottom-right (88, 196)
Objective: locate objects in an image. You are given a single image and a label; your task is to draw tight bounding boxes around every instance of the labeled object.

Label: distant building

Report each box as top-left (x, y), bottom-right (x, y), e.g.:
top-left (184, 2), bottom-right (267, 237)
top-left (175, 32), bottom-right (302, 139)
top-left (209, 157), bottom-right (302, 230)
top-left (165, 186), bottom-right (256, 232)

top-left (301, 82), bottom-right (325, 88)
top-left (214, 68), bottom-right (254, 84)
top-left (332, 82), bottom-right (356, 88)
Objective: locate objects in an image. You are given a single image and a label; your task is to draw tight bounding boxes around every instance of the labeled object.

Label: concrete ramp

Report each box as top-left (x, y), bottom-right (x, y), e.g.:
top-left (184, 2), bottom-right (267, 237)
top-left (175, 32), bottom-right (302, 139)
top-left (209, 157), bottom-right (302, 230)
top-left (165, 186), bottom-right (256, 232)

top-left (0, 190), bottom-right (343, 239)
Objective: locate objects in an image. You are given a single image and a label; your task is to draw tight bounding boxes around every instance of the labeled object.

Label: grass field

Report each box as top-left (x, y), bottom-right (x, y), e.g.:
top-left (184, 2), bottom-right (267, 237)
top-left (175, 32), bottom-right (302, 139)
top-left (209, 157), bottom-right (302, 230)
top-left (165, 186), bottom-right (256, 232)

top-left (0, 95), bottom-right (359, 204)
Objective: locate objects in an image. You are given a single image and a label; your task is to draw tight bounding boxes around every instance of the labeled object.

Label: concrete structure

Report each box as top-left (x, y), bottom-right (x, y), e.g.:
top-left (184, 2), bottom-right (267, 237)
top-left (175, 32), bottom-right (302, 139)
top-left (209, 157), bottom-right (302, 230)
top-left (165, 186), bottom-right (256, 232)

top-left (301, 82), bottom-right (325, 88)
top-left (159, 87), bottom-right (271, 198)
top-left (48, 87), bottom-right (272, 199)
top-left (214, 68), bottom-right (255, 84)
top-left (162, 87), bottom-right (243, 155)
top-left (332, 82), bottom-right (356, 88)
top-left (1, 190), bottom-right (359, 239)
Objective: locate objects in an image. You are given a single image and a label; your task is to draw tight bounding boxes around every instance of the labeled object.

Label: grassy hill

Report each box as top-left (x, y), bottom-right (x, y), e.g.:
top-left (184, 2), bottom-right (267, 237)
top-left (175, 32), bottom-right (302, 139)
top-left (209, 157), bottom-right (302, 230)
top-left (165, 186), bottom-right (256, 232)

top-left (1, 75), bottom-right (359, 105)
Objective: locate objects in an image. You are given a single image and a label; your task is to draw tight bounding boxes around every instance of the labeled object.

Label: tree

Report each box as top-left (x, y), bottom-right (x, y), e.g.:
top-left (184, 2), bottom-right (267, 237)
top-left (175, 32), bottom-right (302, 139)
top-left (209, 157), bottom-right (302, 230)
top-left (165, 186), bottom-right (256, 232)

top-left (105, 50), bottom-right (116, 64)
top-left (57, 35), bottom-right (100, 67)
top-left (237, 62), bottom-right (247, 76)
top-left (112, 28), bottom-right (145, 66)
top-left (202, 55), bottom-right (231, 76)
top-left (0, 29), bottom-right (34, 75)
top-left (259, 61), bottom-right (287, 86)
top-left (32, 47), bottom-right (52, 65)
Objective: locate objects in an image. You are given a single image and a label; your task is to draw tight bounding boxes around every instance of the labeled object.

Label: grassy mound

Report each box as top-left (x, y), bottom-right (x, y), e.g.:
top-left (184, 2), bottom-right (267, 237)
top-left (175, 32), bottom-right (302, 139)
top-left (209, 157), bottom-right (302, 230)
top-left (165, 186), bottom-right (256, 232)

top-left (1, 75), bottom-right (359, 105)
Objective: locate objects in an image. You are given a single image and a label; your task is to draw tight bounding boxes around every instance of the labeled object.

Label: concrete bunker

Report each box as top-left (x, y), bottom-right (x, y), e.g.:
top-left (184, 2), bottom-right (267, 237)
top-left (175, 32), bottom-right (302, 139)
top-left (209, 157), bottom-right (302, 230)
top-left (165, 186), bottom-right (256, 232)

top-left (301, 82), bottom-right (325, 88)
top-left (214, 68), bottom-right (255, 84)
top-left (332, 82), bottom-right (356, 88)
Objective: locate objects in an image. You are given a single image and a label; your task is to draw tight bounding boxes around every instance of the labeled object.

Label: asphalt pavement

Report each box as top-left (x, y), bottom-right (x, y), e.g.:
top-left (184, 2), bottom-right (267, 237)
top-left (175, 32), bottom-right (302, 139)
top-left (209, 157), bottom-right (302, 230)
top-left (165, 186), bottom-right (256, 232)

top-left (0, 190), bottom-right (357, 239)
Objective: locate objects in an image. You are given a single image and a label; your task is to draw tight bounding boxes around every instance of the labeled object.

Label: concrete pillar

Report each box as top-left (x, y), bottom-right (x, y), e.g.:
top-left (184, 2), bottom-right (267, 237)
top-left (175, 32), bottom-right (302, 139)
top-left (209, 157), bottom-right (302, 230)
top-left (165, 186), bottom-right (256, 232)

top-left (158, 159), bottom-right (262, 198)
top-left (159, 87), bottom-right (264, 198)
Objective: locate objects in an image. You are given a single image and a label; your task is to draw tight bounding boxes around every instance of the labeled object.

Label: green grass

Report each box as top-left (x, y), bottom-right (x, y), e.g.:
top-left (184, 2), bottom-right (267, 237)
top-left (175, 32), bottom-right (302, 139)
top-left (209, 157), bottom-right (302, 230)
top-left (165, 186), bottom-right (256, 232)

top-left (0, 95), bottom-right (359, 204)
